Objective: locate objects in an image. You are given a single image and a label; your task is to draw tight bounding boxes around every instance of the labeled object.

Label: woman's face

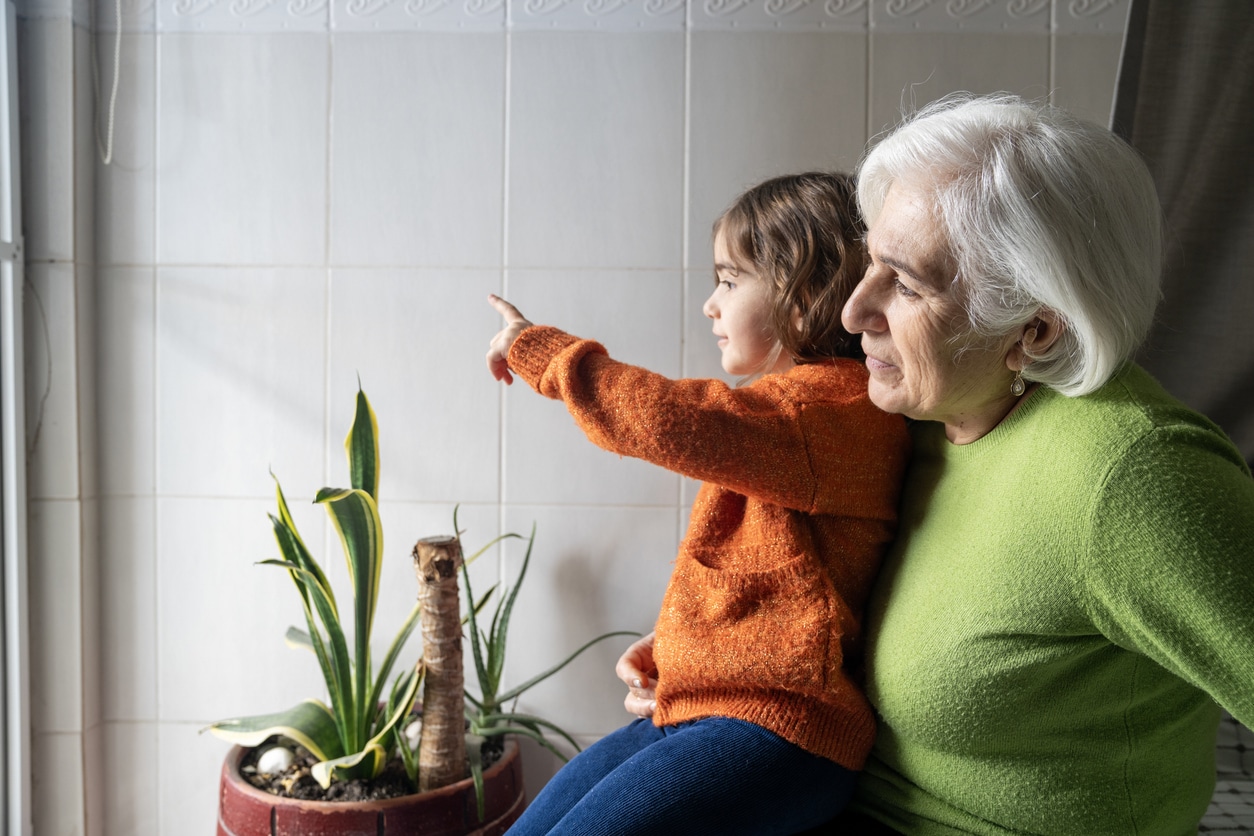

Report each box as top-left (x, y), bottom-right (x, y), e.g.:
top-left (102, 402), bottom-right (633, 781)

top-left (841, 182), bottom-right (1020, 443)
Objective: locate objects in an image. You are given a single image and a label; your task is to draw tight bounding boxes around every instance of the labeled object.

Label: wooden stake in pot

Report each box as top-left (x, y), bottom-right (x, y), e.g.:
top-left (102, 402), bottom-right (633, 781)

top-left (413, 535), bottom-right (467, 792)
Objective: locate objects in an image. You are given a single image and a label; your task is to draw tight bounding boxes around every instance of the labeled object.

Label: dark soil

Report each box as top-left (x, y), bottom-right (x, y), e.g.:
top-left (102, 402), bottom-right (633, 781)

top-left (240, 737), bottom-right (504, 803)
top-left (240, 741), bottom-right (417, 802)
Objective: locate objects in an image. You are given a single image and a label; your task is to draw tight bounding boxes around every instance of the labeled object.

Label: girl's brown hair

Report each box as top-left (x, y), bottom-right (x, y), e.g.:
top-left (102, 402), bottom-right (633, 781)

top-left (714, 171), bottom-right (867, 363)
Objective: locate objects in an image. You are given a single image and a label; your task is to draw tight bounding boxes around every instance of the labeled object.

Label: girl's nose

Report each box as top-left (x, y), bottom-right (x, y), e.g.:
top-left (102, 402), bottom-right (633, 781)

top-left (841, 275), bottom-right (881, 335)
top-left (702, 290), bottom-right (718, 320)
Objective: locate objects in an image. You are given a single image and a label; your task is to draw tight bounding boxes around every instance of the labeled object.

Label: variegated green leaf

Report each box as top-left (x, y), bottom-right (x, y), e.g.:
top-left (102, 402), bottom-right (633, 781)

top-left (285, 626), bottom-right (314, 653)
top-left (313, 486), bottom-right (383, 747)
top-left (311, 743), bottom-right (388, 789)
top-left (312, 664), bottom-right (421, 790)
top-left (370, 661), bottom-right (423, 747)
top-left (258, 560), bottom-right (356, 752)
top-left (272, 478), bottom-right (336, 616)
top-left (346, 387), bottom-right (379, 502)
top-left (368, 600), bottom-right (421, 715)
top-left (204, 699), bottom-right (344, 763)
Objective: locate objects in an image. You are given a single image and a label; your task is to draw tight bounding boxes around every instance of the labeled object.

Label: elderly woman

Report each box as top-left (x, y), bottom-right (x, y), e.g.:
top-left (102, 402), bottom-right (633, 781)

top-left (617, 93), bottom-right (1254, 834)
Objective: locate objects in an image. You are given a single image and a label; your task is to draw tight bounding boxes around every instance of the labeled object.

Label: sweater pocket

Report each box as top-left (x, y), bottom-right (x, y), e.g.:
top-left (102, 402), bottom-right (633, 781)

top-left (656, 548), bottom-right (833, 694)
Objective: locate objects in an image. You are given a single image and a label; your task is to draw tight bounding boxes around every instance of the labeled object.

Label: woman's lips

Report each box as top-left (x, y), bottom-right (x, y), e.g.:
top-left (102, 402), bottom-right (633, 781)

top-left (865, 354), bottom-right (895, 373)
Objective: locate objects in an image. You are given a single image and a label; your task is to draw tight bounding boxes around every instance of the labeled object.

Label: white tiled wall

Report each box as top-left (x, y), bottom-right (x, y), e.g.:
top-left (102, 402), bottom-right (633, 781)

top-left (18, 1), bottom-right (1129, 832)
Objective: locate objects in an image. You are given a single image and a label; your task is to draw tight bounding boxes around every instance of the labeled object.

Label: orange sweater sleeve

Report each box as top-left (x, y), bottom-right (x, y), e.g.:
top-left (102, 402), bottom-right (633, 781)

top-left (508, 325), bottom-right (907, 517)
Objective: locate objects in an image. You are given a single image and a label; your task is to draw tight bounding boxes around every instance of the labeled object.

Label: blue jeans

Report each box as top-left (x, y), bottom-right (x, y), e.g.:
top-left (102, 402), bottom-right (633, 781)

top-left (507, 717), bottom-right (857, 836)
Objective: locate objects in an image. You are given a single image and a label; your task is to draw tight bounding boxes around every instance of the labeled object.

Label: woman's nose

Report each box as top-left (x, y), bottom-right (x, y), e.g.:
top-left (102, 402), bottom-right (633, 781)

top-left (841, 276), bottom-right (881, 334)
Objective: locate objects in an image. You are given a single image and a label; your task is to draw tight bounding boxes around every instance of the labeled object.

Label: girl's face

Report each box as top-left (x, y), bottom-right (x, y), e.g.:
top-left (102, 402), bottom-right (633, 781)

top-left (703, 230), bottom-right (790, 377)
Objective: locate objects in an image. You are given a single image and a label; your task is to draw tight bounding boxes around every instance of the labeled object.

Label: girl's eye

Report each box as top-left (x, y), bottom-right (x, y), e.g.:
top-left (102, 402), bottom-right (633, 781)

top-left (721, 279), bottom-right (736, 291)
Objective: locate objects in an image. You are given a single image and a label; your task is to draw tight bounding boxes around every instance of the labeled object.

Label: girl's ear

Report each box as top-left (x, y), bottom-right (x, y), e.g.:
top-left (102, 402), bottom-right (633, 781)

top-left (1007, 309), bottom-right (1063, 371)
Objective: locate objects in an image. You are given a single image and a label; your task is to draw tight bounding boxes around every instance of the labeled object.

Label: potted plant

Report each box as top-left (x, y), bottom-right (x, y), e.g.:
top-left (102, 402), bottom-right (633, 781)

top-left (207, 388), bottom-right (634, 836)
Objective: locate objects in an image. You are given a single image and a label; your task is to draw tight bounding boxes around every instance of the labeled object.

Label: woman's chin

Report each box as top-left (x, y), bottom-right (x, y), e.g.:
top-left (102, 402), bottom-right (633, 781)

top-left (866, 380), bottom-right (908, 416)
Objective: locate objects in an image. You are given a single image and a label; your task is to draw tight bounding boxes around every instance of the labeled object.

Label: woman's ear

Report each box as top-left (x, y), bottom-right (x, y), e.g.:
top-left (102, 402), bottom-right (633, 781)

top-left (1007, 309), bottom-right (1063, 371)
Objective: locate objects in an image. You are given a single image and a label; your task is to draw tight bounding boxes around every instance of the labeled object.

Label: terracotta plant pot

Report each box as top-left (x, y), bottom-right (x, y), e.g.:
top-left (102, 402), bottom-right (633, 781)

top-left (217, 739), bottom-right (526, 836)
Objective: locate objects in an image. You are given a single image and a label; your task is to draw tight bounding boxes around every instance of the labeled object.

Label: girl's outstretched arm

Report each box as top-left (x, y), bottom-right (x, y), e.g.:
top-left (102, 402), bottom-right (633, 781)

top-left (496, 319), bottom-right (906, 514)
top-left (485, 294), bottom-right (533, 385)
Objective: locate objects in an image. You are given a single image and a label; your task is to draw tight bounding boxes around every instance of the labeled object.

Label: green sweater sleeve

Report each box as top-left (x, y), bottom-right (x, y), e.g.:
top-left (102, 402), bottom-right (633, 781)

top-left (1084, 422), bottom-right (1254, 726)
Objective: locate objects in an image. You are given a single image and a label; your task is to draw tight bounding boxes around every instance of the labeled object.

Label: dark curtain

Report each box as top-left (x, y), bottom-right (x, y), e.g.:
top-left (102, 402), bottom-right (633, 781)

top-left (1113, 0), bottom-right (1254, 468)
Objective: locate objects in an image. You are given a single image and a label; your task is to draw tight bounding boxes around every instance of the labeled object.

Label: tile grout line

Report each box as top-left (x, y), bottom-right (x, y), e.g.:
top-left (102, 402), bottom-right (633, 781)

top-left (150, 25), bottom-right (164, 835)
top-left (324, 27), bottom-right (334, 495)
top-left (677, 9), bottom-right (691, 536)
top-left (498, 24), bottom-right (512, 585)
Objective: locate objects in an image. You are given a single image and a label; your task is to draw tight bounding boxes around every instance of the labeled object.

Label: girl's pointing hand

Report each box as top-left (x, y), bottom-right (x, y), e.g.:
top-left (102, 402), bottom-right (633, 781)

top-left (486, 294), bottom-right (534, 385)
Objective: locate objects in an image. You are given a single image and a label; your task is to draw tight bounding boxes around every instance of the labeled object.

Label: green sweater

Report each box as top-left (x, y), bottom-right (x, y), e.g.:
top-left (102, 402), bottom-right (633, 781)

top-left (853, 364), bottom-right (1254, 835)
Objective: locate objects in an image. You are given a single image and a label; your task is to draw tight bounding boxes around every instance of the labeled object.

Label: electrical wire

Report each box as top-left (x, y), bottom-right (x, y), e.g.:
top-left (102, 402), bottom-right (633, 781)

top-left (92, 0), bottom-right (121, 165)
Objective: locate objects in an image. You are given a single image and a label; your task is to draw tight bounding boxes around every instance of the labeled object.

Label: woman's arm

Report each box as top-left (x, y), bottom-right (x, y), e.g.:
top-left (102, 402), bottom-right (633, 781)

top-left (1085, 425), bottom-right (1254, 726)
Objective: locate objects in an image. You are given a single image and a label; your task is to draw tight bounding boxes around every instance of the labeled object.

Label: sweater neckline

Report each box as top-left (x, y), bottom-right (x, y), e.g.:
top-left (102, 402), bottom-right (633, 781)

top-left (927, 385), bottom-right (1055, 462)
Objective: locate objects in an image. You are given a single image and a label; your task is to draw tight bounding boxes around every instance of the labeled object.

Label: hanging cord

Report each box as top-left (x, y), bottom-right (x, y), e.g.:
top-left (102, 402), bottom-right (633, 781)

top-left (91, 0), bottom-right (122, 165)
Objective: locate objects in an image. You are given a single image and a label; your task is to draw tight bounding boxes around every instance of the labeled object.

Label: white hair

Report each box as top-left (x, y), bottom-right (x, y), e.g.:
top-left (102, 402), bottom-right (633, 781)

top-left (858, 92), bottom-right (1164, 396)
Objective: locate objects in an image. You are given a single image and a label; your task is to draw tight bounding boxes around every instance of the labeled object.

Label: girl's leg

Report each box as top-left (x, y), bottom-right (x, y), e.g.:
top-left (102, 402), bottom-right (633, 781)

top-left (508, 718), bottom-right (664, 835)
top-left (545, 717), bottom-right (856, 836)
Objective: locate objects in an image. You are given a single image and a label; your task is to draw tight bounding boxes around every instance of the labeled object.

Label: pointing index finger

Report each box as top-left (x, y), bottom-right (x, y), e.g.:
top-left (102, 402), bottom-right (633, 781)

top-left (488, 294), bottom-right (526, 323)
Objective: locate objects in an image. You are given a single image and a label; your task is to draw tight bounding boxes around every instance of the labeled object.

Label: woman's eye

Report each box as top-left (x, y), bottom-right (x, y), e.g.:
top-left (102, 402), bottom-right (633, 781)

top-left (893, 277), bottom-right (917, 298)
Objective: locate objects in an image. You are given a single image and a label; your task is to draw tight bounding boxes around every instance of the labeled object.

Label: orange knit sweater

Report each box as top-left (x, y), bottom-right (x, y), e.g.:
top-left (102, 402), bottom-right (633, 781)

top-left (508, 326), bottom-right (910, 770)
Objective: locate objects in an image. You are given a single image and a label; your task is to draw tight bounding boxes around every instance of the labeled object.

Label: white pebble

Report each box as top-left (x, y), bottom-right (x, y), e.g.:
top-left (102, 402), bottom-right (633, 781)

top-left (404, 719), bottom-right (422, 751)
top-left (258, 746), bottom-right (295, 774)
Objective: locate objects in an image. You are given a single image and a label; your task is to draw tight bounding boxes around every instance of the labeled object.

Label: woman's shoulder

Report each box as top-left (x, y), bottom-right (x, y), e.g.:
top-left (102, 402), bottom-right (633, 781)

top-left (1019, 365), bottom-right (1252, 550)
top-left (1041, 363), bottom-right (1245, 470)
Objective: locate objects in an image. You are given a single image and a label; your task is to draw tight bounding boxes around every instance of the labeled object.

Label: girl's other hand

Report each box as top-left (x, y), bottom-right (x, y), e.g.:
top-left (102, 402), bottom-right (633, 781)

top-left (486, 294), bottom-right (534, 385)
top-left (616, 631), bottom-right (658, 719)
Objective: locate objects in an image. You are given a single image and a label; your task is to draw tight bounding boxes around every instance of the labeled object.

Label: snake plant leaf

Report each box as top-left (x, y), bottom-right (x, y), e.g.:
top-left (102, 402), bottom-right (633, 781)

top-left (368, 600), bottom-right (422, 716)
top-left (311, 664), bottom-right (423, 789)
top-left (272, 479), bottom-right (338, 620)
top-left (284, 626), bottom-right (314, 653)
top-left (311, 743), bottom-right (388, 789)
top-left (388, 667), bottom-right (422, 785)
top-left (204, 699), bottom-right (344, 763)
top-left (315, 485), bottom-right (383, 745)
top-left (346, 387), bottom-right (379, 502)
top-left (315, 487), bottom-right (382, 643)
top-left (372, 662), bottom-right (423, 746)
top-left (258, 560), bottom-right (356, 752)
top-left (267, 511), bottom-right (343, 720)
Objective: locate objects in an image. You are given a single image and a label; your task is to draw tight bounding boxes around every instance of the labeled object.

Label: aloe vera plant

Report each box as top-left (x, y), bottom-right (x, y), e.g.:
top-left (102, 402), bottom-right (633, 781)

top-left (206, 388), bottom-right (424, 789)
top-left (461, 520), bottom-right (637, 813)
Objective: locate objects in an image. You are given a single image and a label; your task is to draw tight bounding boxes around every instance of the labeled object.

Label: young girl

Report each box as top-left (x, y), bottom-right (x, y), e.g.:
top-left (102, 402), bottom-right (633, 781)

top-left (486, 173), bottom-right (910, 835)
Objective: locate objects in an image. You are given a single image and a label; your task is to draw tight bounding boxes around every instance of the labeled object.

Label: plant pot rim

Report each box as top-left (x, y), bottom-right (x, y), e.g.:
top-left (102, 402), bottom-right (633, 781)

top-left (221, 738), bottom-right (521, 813)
